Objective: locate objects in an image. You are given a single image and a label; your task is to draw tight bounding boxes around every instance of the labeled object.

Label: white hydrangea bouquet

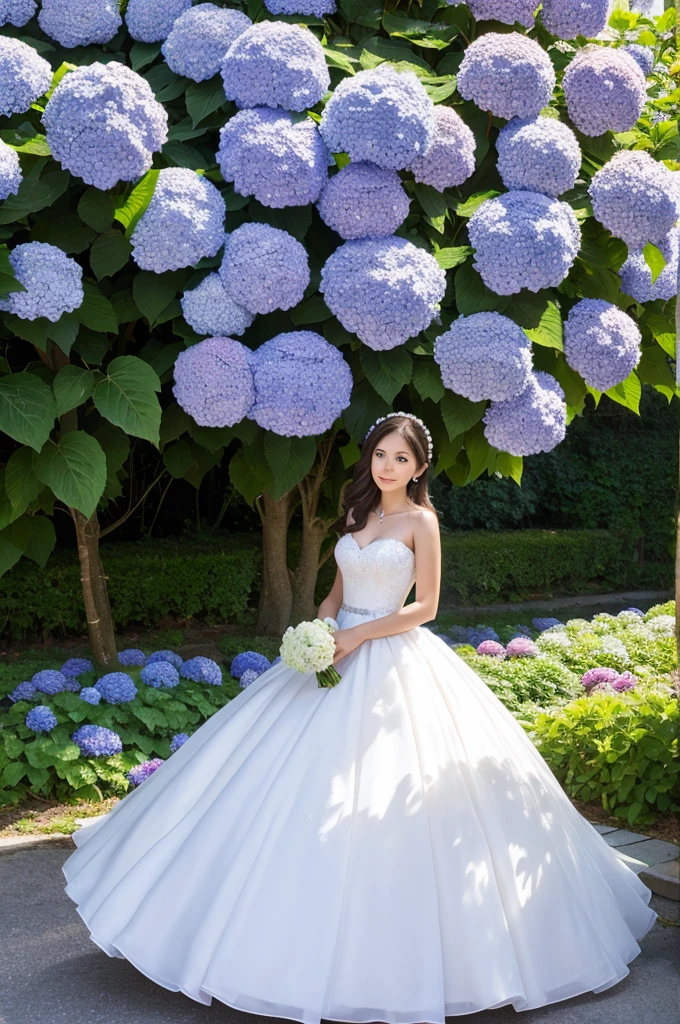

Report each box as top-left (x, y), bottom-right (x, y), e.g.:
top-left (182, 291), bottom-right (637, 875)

top-left (280, 617), bottom-right (341, 689)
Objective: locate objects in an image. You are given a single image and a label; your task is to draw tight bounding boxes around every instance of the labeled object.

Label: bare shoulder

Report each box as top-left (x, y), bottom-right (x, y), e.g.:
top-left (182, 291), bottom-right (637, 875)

top-left (410, 507), bottom-right (440, 542)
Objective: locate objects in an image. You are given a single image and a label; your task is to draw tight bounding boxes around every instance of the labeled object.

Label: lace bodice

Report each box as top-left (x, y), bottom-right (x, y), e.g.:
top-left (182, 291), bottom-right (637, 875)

top-left (334, 533), bottom-right (416, 614)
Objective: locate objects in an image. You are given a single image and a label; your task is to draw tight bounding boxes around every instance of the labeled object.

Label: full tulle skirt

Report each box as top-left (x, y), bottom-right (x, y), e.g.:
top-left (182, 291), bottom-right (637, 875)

top-left (62, 611), bottom-right (657, 1022)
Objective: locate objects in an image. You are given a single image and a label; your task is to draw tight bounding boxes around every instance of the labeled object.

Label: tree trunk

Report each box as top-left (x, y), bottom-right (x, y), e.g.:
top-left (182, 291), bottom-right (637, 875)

top-left (255, 489), bottom-right (295, 636)
top-left (290, 439), bottom-right (337, 624)
top-left (675, 259), bottom-right (679, 664)
top-left (70, 508), bottom-right (118, 669)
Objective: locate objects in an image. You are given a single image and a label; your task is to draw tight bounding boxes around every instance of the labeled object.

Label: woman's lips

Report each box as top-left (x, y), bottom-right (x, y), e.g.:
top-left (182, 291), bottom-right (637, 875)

top-left (379, 476), bottom-right (395, 482)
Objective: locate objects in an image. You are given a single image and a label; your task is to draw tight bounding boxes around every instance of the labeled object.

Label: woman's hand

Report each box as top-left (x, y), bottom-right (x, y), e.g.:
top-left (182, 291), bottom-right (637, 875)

top-left (331, 627), bottom-right (365, 666)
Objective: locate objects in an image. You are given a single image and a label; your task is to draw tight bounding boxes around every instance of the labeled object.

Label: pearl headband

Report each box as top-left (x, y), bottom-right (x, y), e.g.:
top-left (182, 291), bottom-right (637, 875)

top-left (362, 411), bottom-right (433, 464)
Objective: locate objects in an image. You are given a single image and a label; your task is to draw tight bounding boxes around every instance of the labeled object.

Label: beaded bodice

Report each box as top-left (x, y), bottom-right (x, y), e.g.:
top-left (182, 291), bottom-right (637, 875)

top-left (334, 533), bottom-right (416, 614)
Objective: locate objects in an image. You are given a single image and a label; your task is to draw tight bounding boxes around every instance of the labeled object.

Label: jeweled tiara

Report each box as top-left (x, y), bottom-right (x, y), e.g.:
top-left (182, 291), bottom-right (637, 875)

top-left (362, 411), bottom-right (433, 464)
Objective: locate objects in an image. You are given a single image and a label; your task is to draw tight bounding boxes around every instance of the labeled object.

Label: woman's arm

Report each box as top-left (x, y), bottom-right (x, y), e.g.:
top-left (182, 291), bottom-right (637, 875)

top-left (354, 510), bottom-right (441, 642)
top-left (317, 564), bottom-right (343, 621)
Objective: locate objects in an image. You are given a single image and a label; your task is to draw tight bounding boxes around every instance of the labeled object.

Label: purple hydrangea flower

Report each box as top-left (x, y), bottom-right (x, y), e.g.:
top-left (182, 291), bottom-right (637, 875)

top-left (128, 758), bottom-right (165, 785)
top-left (141, 661), bottom-right (180, 688)
top-left (589, 149), bottom-right (680, 248)
top-left (581, 666), bottom-right (620, 691)
top-left (0, 139), bottom-right (22, 199)
top-left (447, 0), bottom-right (536, 27)
top-left (409, 104), bottom-right (476, 192)
top-left (125, 0), bottom-right (192, 42)
top-left (162, 4), bottom-right (251, 83)
top-left (249, 330), bottom-right (353, 436)
top-left (9, 680), bottom-right (37, 702)
top-left (118, 648), bottom-right (146, 666)
top-left (145, 649), bottom-right (184, 669)
top-left (63, 677), bottom-right (82, 692)
top-left (457, 32), bottom-right (556, 120)
top-left (563, 45), bottom-right (646, 136)
top-left (32, 669), bottom-right (68, 695)
top-left (0, 37), bottom-right (52, 117)
top-left (317, 162), bottom-right (410, 240)
top-left (539, 0), bottom-right (609, 39)
top-left (222, 20), bottom-right (330, 113)
top-left (620, 226), bottom-right (679, 303)
top-left (130, 168), bottom-right (226, 273)
top-left (95, 672), bottom-right (138, 703)
top-left (319, 236), bottom-right (446, 350)
top-left (218, 223), bottom-right (310, 315)
top-left (447, 625), bottom-right (471, 643)
top-left (180, 656), bottom-right (222, 685)
top-left (170, 732), bottom-right (189, 753)
top-left (26, 705), bottom-right (58, 733)
top-left (39, 0), bottom-right (122, 48)
top-left (468, 626), bottom-right (500, 645)
top-left (612, 670), bottom-right (638, 691)
top-left (630, 0), bottom-right (655, 11)
top-left (61, 657), bottom-right (94, 678)
top-left (532, 617), bottom-right (564, 632)
top-left (79, 687), bottom-right (101, 705)
top-left (0, 243), bottom-right (84, 322)
top-left (265, 0), bottom-right (336, 13)
top-left (496, 116), bottom-right (582, 198)
top-left (319, 65), bottom-right (436, 171)
top-left (477, 640), bottom-right (506, 657)
top-left (468, 191), bottom-right (581, 294)
top-left (510, 623), bottom-right (534, 637)
top-left (172, 336), bottom-right (255, 427)
top-left (181, 273), bottom-right (254, 337)
top-left (217, 107), bottom-right (329, 208)
top-left (622, 44), bottom-right (655, 78)
top-left (230, 651), bottom-right (271, 677)
top-left (72, 723), bottom-right (123, 757)
top-left (239, 667), bottom-right (262, 687)
top-left (564, 298), bottom-right (642, 392)
top-left (0, 0), bottom-right (37, 27)
top-left (505, 636), bottom-right (539, 657)
top-left (483, 370), bottom-right (567, 456)
top-left (434, 312), bottom-right (533, 402)
top-left (43, 61), bottom-right (168, 190)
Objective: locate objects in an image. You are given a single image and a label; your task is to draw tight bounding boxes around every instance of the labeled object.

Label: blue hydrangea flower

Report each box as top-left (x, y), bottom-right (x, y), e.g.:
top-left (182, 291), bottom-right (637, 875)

top-left (38, 0), bottom-right (122, 48)
top-left (456, 32), bottom-right (556, 120)
top-left (447, 0), bottom-right (536, 28)
top-left (409, 104), bottom-right (476, 192)
top-left (319, 236), bottom-right (446, 350)
top-left (79, 687), bottom-right (101, 705)
top-left (181, 273), bottom-right (254, 337)
top-left (0, 243), bottom-right (84, 322)
top-left (72, 723), bottom-right (123, 757)
top-left (170, 732), bottom-right (189, 753)
top-left (162, 4), bottom-right (251, 83)
top-left (448, 624), bottom-right (472, 643)
top-left (140, 662), bottom-right (180, 688)
top-left (218, 223), bottom-right (310, 314)
top-left (265, 0), bottom-right (336, 11)
top-left (270, 655), bottom-right (282, 666)
top-left (625, 607), bottom-right (645, 616)
top-left (588, 149), bottom-right (680, 247)
top-left (128, 758), bottom-right (165, 785)
top-left (467, 191), bottom-right (581, 294)
top-left (622, 43), bottom-right (655, 78)
top-left (95, 672), bottom-right (138, 703)
top-left (43, 61), bottom-right (168, 190)
top-left (63, 677), bottom-right (82, 692)
top-left (0, 0), bottom-right (37, 27)
top-left (630, 0), bottom-right (655, 11)
top-left (222, 19), bottom-right (329, 112)
top-left (562, 45), bottom-right (646, 136)
top-left (564, 298), bottom-right (642, 391)
top-left (172, 336), bottom-right (255, 427)
top-left (539, 0), bottom-right (609, 39)
top-left (130, 168), bottom-right (225, 273)
top-left (217, 107), bottom-right (329, 208)
top-left (26, 705), bottom-right (58, 733)
top-left (118, 648), bottom-right (146, 666)
top-left (0, 139), bottom-right (22, 200)
top-left (319, 65), bottom-right (435, 170)
top-left (496, 116), bottom-right (581, 197)
top-left (239, 667), bottom-right (262, 688)
top-left (0, 37), bottom-right (52, 117)
top-left (125, 0), bottom-right (192, 41)
top-left (61, 657), bottom-right (94, 678)
top-left (9, 680), bottom-right (37, 702)
top-left (230, 650), bottom-right (271, 678)
top-left (434, 312), bottom-right (533, 402)
top-left (32, 669), bottom-right (68, 694)
top-left (532, 617), bottom-right (564, 631)
top-left (483, 370), bottom-right (567, 456)
top-left (619, 225), bottom-right (679, 302)
top-left (145, 649), bottom-right (184, 669)
top-left (317, 162), bottom-right (410, 240)
top-left (249, 330), bottom-right (353, 436)
top-left (180, 656), bottom-right (222, 685)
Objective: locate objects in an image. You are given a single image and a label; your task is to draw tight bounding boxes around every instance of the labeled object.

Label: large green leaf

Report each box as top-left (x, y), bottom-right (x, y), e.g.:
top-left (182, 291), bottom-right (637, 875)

top-left (263, 433), bottom-right (317, 501)
top-left (0, 166), bottom-right (70, 224)
top-left (113, 170), bottom-right (160, 238)
top-left (2, 513), bottom-right (56, 567)
top-left (4, 446), bottom-right (44, 518)
top-left (412, 358), bottom-right (445, 403)
top-left (77, 282), bottom-right (119, 333)
top-left (47, 312), bottom-right (80, 356)
top-left (133, 271), bottom-right (179, 325)
top-left (360, 347), bottom-right (412, 403)
top-left (229, 447), bottom-right (261, 507)
top-left (92, 355), bottom-right (162, 444)
top-left (90, 231), bottom-right (132, 280)
top-left (53, 365), bottom-right (95, 417)
top-left (32, 432), bottom-right (107, 518)
top-left (342, 378), bottom-right (390, 442)
top-left (440, 390), bottom-right (486, 441)
top-left (0, 372), bottom-right (56, 451)
top-left (78, 188), bottom-right (115, 233)
top-left (185, 78), bottom-right (229, 127)
top-left (162, 440), bottom-right (195, 478)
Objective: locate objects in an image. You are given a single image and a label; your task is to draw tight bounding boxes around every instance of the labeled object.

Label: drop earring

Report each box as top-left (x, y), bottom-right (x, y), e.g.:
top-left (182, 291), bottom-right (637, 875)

top-left (412, 476), bottom-right (419, 482)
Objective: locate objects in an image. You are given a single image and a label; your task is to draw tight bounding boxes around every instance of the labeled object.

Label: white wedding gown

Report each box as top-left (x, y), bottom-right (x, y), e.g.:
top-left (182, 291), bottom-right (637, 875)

top-left (62, 532), bottom-right (657, 1022)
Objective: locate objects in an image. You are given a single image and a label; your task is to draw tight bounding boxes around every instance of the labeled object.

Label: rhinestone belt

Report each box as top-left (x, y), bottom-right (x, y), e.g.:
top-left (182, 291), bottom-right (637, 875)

top-left (340, 602), bottom-right (395, 615)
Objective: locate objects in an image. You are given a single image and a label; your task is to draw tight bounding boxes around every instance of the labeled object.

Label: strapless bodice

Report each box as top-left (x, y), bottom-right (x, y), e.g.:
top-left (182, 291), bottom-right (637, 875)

top-left (334, 532), bottom-right (416, 614)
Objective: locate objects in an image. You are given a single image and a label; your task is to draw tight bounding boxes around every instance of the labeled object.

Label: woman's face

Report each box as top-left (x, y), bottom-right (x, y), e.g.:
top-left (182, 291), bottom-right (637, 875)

top-left (370, 430), bottom-right (426, 494)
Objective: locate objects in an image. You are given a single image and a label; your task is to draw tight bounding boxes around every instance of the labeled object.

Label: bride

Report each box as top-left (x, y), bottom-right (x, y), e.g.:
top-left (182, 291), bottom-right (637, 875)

top-left (62, 411), bottom-right (657, 1022)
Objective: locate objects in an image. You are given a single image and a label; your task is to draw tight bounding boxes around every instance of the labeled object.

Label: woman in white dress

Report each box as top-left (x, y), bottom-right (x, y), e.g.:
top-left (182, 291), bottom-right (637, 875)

top-left (62, 411), bottom-right (657, 1023)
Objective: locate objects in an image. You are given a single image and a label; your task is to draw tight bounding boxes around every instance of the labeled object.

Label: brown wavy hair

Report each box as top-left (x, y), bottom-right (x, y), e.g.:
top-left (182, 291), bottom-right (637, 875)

top-left (330, 415), bottom-right (438, 537)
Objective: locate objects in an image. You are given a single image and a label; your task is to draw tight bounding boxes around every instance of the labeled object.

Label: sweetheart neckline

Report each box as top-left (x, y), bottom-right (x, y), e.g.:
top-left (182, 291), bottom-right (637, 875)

top-left (345, 533), bottom-right (415, 558)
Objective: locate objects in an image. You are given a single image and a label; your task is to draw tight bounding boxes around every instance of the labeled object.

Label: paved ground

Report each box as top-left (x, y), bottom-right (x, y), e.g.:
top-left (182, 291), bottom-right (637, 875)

top-left (1, 841), bottom-right (678, 1024)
